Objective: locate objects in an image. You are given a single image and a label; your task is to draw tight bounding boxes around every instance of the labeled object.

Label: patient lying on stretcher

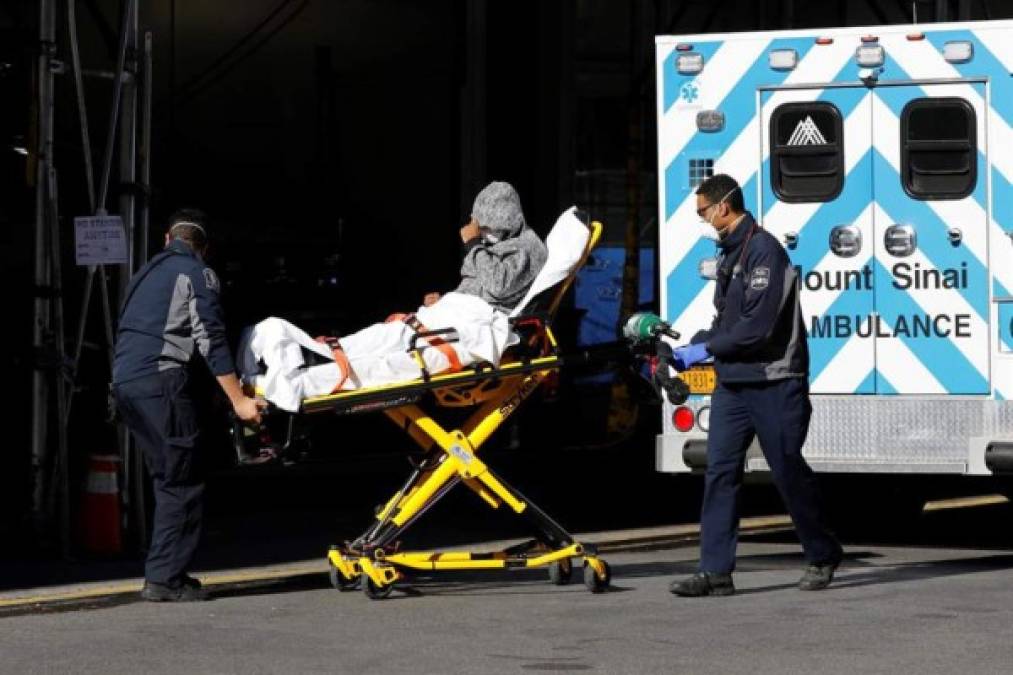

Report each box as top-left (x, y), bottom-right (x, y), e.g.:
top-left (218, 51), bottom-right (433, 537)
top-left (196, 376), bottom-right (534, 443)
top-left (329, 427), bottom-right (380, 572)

top-left (239, 181), bottom-right (552, 412)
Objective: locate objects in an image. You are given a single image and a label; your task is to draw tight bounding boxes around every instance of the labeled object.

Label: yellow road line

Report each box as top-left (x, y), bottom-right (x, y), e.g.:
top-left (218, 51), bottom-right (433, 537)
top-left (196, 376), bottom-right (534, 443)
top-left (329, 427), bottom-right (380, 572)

top-left (923, 494), bottom-right (1009, 512)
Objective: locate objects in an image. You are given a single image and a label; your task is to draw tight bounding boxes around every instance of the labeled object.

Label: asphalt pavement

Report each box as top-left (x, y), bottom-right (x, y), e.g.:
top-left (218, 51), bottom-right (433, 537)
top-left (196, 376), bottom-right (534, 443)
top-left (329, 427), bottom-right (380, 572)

top-left (3, 518), bottom-right (1013, 675)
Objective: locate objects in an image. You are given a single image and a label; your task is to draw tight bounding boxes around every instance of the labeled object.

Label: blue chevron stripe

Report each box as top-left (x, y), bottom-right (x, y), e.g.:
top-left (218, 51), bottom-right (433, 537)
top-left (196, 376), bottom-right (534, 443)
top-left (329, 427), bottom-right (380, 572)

top-left (746, 158), bottom-right (774, 219)
top-left (999, 290), bottom-right (1013, 352)
top-left (664, 36), bottom-right (814, 220)
top-left (754, 63), bottom-right (871, 218)
top-left (662, 40), bottom-right (724, 114)
top-left (856, 369), bottom-right (876, 394)
top-left (876, 370), bottom-right (899, 395)
top-left (871, 258), bottom-right (988, 393)
top-left (787, 151), bottom-right (874, 274)
top-left (664, 237), bottom-right (718, 323)
top-left (873, 84), bottom-right (989, 212)
top-left (992, 165), bottom-right (1013, 247)
top-left (805, 272), bottom-right (875, 391)
top-left (872, 149), bottom-right (989, 320)
top-left (924, 29), bottom-right (1013, 126)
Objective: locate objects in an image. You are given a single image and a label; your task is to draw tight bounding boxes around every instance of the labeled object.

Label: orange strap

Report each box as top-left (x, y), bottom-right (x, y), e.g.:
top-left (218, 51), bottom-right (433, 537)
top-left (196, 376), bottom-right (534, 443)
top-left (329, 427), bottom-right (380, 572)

top-left (402, 313), bottom-right (463, 373)
top-left (330, 346), bottom-right (351, 391)
top-left (313, 335), bottom-right (350, 392)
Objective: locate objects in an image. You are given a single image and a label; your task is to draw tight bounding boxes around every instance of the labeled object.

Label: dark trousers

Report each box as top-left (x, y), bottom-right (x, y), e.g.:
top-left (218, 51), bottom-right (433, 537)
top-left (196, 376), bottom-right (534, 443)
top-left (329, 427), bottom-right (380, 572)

top-left (114, 368), bottom-right (205, 586)
top-left (699, 377), bottom-right (841, 574)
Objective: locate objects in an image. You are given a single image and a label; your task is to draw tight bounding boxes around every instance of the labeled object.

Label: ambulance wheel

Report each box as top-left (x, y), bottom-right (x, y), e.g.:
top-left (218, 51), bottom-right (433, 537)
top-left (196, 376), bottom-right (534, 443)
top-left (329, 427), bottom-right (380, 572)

top-left (583, 560), bottom-right (611, 593)
top-left (363, 577), bottom-right (394, 600)
top-left (548, 559), bottom-right (573, 585)
top-left (328, 563), bottom-right (359, 591)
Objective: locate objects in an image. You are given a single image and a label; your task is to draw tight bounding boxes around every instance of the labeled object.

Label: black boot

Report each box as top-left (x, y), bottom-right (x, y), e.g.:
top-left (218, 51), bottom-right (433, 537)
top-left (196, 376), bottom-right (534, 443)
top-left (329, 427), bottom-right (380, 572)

top-left (141, 580), bottom-right (209, 602)
top-left (798, 561), bottom-right (839, 591)
top-left (669, 572), bottom-right (735, 597)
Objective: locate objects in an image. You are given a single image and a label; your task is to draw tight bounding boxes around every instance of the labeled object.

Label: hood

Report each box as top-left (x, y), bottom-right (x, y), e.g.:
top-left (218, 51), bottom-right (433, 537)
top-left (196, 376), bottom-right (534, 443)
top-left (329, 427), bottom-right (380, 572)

top-left (471, 181), bottom-right (526, 240)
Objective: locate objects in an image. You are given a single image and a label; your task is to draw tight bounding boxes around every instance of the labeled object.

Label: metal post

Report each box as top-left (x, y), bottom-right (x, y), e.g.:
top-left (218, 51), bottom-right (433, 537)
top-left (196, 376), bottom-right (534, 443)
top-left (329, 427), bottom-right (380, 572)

top-left (458, 0), bottom-right (487, 217)
top-left (46, 166), bottom-right (71, 557)
top-left (119, 0), bottom-right (138, 285)
top-left (140, 30), bottom-right (152, 263)
top-left (31, 0), bottom-right (57, 540)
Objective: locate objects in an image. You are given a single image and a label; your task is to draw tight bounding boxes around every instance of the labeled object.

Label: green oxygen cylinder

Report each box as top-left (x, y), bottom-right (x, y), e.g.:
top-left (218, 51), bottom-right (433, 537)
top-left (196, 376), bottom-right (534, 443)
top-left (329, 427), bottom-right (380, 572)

top-left (623, 312), bottom-right (667, 342)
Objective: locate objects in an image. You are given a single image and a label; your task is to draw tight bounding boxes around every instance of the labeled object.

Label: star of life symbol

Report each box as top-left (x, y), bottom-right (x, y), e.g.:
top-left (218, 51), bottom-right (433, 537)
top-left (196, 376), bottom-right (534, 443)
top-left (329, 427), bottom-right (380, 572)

top-left (679, 82), bottom-right (699, 103)
top-left (786, 115), bottom-right (828, 145)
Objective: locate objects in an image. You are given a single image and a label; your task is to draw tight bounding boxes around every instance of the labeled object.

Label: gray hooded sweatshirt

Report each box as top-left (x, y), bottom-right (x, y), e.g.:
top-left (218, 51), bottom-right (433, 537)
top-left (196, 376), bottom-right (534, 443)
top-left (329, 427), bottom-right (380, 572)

top-left (455, 181), bottom-right (548, 312)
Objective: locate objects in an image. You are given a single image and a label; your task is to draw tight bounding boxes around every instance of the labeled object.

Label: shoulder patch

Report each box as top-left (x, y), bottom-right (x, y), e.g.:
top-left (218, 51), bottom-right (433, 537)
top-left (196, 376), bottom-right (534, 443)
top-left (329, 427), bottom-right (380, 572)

top-left (749, 265), bottom-right (770, 291)
top-left (203, 268), bottom-right (220, 292)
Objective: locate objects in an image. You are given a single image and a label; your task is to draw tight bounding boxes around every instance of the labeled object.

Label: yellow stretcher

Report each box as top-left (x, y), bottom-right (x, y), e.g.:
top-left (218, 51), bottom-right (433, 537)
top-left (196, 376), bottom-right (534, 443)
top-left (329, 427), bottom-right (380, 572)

top-left (259, 216), bottom-right (609, 599)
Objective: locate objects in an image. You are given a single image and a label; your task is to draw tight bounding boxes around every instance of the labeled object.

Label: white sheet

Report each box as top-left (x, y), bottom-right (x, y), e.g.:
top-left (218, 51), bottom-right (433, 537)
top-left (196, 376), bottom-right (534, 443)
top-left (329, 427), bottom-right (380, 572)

top-left (509, 206), bottom-right (591, 317)
top-left (241, 292), bottom-right (514, 412)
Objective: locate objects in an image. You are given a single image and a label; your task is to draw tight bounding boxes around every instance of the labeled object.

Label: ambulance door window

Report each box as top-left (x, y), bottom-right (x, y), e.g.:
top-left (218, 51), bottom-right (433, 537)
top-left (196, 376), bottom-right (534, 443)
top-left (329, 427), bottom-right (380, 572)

top-left (903, 97), bottom-right (972, 198)
top-left (900, 97), bottom-right (977, 200)
top-left (769, 102), bottom-right (844, 203)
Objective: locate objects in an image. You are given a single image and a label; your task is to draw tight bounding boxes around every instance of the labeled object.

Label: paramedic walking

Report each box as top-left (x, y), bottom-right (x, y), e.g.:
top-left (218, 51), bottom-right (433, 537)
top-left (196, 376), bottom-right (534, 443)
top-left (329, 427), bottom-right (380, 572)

top-left (667, 174), bottom-right (842, 597)
top-left (113, 209), bottom-right (264, 602)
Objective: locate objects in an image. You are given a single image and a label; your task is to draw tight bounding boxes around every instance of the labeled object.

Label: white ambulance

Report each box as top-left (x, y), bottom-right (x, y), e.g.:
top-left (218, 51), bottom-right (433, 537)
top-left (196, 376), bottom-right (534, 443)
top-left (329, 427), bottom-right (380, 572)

top-left (654, 20), bottom-right (1013, 476)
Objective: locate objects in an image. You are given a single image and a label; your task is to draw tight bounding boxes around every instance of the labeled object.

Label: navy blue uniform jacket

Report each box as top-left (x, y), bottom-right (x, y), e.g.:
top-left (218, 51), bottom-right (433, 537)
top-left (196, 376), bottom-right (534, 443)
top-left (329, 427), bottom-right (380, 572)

top-left (691, 212), bottom-right (809, 384)
top-left (113, 240), bottom-right (235, 384)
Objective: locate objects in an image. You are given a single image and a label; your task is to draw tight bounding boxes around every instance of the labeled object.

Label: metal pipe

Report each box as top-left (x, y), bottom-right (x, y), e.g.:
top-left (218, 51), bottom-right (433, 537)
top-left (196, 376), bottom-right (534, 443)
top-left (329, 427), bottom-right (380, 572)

top-left (139, 30), bottom-right (152, 262)
top-left (96, 0), bottom-right (135, 213)
top-left (63, 0), bottom-right (96, 425)
top-left (118, 0), bottom-right (137, 280)
top-left (46, 166), bottom-right (71, 557)
top-left (68, 0), bottom-right (96, 213)
top-left (31, 0), bottom-right (56, 537)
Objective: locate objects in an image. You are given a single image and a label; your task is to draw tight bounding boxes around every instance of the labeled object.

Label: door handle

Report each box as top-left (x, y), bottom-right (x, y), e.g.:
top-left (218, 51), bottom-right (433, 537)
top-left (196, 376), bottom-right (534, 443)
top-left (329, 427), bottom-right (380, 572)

top-left (884, 224), bottom-right (917, 257)
top-left (830, 224), bottom-right (862, 258)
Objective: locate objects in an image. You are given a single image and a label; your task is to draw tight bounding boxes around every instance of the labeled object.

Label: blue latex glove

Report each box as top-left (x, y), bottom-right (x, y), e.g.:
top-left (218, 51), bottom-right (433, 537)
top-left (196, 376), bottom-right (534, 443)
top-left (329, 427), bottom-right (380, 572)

top-left (672, 342), bottom-right (709, 372)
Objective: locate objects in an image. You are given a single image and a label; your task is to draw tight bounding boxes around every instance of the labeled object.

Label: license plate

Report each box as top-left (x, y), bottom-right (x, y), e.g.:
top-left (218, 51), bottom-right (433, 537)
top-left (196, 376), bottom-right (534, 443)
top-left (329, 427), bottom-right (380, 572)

top-left (679, 366), bottom-right (716, 394)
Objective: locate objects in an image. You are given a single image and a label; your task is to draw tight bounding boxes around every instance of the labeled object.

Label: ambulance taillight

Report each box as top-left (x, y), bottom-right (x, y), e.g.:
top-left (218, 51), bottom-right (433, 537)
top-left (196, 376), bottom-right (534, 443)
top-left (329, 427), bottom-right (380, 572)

top-left (673, 407), bottom-right (695, 432)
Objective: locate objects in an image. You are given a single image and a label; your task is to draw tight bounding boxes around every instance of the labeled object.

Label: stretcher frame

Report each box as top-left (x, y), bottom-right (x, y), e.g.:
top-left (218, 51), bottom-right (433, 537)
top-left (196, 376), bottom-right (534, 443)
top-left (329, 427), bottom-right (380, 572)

top-left (268, 218), bottom-right (609, 599)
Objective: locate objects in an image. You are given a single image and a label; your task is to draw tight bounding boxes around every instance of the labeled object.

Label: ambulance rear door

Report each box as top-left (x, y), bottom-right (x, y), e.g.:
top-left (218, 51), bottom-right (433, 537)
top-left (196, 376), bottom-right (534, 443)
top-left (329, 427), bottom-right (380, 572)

top-left (760, 86), bottom-right (875, 393)
top-left (870, 81), bottom-right (990, 395)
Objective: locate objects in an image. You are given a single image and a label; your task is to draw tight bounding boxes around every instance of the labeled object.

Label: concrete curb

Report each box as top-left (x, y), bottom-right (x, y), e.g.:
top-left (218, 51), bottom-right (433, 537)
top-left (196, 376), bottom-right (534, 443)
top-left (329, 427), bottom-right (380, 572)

top-left (4, 494), bottom-right (1004, 614)
top-left (0, 515), bottom-right (794, 614)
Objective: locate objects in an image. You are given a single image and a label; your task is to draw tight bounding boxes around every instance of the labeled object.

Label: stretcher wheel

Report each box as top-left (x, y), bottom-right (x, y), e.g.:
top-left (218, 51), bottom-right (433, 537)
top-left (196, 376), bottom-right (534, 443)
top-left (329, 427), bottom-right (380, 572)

top-left (548, 559), bottom-right (573, 585)
top-left (583, 560), bottom-right (611, 593)
top-left (363, 577), bottom-right (394, 600)
top-left (328, 562), bottom-right (360, 591)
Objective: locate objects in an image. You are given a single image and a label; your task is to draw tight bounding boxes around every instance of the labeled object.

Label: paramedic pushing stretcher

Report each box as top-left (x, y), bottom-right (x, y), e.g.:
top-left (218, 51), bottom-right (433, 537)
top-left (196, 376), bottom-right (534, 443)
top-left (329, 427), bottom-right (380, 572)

top-left (113, 209), bottom-right (264, 602)
top-left (667, 174), bottom-right (842, 597)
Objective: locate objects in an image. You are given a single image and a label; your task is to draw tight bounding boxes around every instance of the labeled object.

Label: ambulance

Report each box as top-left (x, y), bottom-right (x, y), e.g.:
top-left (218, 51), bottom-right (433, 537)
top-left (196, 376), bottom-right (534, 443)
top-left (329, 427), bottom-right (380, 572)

top-left (654, 20), bottom-right (1013, 476)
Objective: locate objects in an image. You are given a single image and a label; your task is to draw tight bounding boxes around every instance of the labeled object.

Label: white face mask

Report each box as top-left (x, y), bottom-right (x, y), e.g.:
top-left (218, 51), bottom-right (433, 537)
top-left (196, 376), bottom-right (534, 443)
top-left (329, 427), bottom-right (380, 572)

top-left (698, 187), bottom-right (738, 241)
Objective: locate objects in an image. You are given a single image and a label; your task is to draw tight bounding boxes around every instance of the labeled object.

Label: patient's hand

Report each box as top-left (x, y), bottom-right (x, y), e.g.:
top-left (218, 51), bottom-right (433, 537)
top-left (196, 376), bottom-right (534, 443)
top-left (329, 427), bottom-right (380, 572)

top-left (423, 292), bottom-right (441, 307)
top-left (459, 218), bottom-right (480, 243)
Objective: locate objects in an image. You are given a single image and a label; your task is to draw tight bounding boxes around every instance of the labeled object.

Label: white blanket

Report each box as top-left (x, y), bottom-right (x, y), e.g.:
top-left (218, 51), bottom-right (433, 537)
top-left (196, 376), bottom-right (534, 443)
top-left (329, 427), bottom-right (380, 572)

top-left (240, 292), bottom-right (516, 412)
